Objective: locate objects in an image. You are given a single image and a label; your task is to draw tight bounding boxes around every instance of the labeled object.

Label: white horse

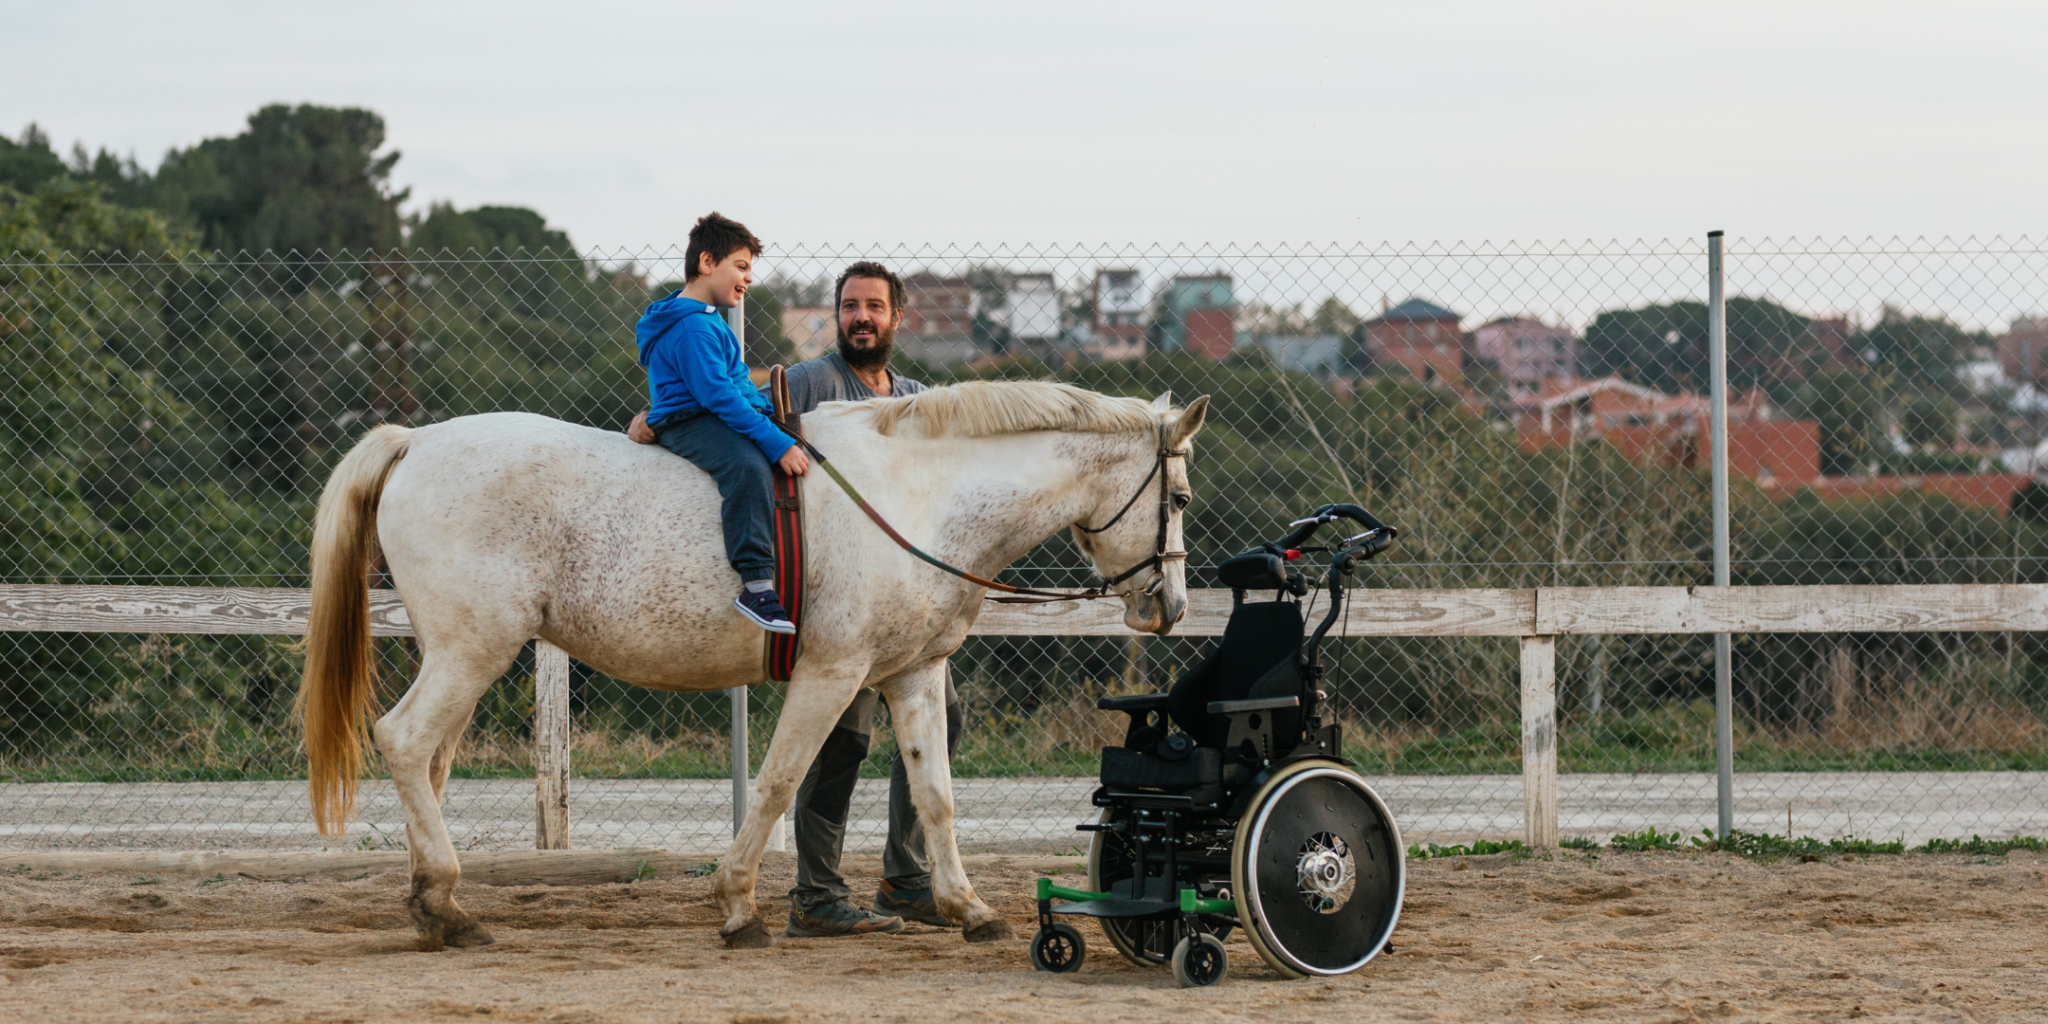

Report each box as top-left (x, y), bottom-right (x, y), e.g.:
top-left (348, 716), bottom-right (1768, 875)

top-left (299, 380), bottom-right (1209, 950)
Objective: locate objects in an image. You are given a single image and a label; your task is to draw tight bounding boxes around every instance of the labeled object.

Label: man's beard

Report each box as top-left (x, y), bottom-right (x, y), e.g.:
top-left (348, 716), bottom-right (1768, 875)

top-left (836, 318), bottom-right (895, 370)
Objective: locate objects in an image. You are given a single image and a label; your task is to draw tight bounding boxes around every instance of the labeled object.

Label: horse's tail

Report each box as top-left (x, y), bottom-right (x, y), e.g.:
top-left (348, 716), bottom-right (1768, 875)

top-left (300, 424), bottom-right (413, 836)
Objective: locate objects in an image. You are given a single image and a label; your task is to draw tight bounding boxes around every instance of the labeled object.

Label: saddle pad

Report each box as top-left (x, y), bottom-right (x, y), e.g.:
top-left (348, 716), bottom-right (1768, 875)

top-left (765, 365), bottom-right (805, 681)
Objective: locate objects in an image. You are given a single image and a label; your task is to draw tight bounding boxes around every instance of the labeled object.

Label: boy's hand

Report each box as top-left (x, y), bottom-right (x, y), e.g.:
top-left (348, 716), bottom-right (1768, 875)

top-left (627, 411), bottom-right (656, 444)
top-left (777, 446), bottom-right (810, 476)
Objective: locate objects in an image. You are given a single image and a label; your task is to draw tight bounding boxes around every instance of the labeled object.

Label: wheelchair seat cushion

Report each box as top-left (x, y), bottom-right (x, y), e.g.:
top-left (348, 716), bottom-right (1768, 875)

top-left (1167, 600), bottom-right (1306, 750)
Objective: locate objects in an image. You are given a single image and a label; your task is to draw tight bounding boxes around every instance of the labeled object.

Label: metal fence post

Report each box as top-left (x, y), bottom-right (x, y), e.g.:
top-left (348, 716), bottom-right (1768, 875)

top-left (534, 639), bottom-right (572, 850)
top-left (1520, 635), bottom-right (1559, 848)
top-left (1708, 230), bottom-right (1735, 839)
top-left (728, 298), bottom-right (751, 841)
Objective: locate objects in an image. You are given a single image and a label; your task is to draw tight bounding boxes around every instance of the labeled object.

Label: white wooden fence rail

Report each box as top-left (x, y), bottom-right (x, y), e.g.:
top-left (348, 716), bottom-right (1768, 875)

top-left (4, 583), bottom-right (2043, 850)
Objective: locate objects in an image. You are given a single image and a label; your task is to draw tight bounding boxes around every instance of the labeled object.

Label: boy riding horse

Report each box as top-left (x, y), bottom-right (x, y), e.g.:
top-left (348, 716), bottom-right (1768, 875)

top-left (631, 252), bottom-right (964, 939)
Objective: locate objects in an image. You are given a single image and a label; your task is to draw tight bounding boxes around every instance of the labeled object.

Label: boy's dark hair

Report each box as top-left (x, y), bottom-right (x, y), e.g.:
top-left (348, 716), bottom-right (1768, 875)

top-left (834, 261), bottom-right (906, 316)
top-left (684, 212), bottom-right (764, 280)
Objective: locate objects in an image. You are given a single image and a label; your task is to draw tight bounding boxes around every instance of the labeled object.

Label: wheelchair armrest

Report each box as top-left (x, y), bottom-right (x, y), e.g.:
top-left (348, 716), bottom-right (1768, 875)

top-left (1098, 693), bottom-right (1174, 713)
top-left (1206, 696), bottom-right (1300, 716)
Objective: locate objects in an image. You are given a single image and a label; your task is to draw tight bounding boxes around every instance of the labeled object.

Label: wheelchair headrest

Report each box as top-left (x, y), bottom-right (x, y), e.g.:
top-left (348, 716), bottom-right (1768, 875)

top-left (1216, 550), bottom-right (1286, 590)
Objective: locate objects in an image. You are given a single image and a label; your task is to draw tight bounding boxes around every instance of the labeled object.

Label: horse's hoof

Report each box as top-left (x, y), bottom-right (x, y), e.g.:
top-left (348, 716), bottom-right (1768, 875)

top-left (446, 922), bottom-right (496, 948)
top-left (963, 918), bottom-right (1015, 943)
top-left (721, 917), bottom-right (776, 949)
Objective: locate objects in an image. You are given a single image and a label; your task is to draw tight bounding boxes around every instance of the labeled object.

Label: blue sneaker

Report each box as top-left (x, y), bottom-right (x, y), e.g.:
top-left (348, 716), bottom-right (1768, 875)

top-left (735, 589), bottom-right (797, 634)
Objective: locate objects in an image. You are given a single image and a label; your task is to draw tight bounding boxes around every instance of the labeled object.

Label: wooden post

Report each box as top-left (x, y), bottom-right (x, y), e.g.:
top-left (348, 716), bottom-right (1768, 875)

top-left (534, 639), bottom-right (571, 850)
top-left (1520, 635), bottom-right (1559, 848)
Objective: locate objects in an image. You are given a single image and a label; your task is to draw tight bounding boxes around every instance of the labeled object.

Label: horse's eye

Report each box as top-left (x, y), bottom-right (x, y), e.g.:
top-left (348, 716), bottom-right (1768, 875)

top-left (1172, 492), bottom-right (1192, 511)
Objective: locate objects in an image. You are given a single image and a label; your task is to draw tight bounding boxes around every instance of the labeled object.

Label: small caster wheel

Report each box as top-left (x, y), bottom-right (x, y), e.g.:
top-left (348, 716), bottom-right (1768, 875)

top-left (1171, 933), bottom-right (1228, 988)
top-left (1030, 922), bottom-right (1086, 973)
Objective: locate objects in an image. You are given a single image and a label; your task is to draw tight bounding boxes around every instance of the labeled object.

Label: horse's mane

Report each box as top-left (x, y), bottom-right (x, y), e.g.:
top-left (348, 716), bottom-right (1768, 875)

top-left (860, 380), bottom-right (1162, 438)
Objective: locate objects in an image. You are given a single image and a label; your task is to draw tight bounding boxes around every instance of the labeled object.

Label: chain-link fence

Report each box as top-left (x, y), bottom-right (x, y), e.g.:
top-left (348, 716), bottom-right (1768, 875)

top-left (4, 238), bottom-right (2048, 852)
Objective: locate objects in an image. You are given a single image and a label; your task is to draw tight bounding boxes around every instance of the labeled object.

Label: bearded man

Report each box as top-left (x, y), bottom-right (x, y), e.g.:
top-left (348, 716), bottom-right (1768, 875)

top-left (627, 261), bottom-right (962, 937)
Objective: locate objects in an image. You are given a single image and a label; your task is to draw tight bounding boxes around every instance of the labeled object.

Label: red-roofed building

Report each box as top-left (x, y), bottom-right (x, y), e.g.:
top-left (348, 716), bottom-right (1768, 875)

top-left (1512, 376), bottom-right (1818, 488)
top-left (1363, 297), bottom-right (1464, 385)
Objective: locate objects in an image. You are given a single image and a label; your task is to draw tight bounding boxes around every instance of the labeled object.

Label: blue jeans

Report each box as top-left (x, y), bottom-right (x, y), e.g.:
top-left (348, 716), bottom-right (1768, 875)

top-left (655, 410), bottom-right (776, 583)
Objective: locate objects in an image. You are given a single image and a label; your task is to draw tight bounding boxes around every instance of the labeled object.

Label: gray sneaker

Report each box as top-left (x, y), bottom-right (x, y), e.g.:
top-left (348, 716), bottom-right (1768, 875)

top-left (786, 898), bottom-right (904, 937)
top-left (873, 878), bottom-right (953, 928)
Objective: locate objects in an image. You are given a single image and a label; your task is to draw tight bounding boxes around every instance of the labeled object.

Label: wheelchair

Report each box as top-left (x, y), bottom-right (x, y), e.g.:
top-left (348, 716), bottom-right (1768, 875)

top-left (1029, 504), bottom-right (1405, 988)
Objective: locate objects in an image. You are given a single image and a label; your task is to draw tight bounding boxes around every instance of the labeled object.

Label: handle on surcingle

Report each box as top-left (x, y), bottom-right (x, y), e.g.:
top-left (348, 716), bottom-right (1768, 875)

top-left (768, 364), bottom-right (791, 428)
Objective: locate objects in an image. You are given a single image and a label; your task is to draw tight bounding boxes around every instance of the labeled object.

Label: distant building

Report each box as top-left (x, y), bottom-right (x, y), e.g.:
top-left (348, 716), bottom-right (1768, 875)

top-left (1512, 376), bottom-right (1819, 487)
top-left (1471, 316), bottom-right (1577, 396)
top-left (1363, 297), bottom-right (1464, 385)
top-left (781, 306), bottom-right (834, 361)
top-left (1159, 274), bottom-right (1235, 360)
top-left (1003, 273), bottom-right (1062, 359)
top-left (1086, 268), bottom-right (1146, 362)
top-left (1255, 335), bottom-right (1346, 376)
top-left (897, 272), bottom-right (979, 366)
top-left (1997, 317), bottom-right (2048, 387)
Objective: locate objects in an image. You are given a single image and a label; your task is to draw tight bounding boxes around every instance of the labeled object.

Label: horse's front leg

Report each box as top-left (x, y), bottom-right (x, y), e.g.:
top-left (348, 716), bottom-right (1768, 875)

top-left (713, 668), bottom-right (865, 948)
top-left (878, 662), bottom-right (1014, 943)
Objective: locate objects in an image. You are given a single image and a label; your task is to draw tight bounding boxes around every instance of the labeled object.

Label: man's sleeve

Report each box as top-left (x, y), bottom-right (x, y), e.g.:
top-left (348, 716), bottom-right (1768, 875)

top-left (674, 321), bottom-right (793, 460)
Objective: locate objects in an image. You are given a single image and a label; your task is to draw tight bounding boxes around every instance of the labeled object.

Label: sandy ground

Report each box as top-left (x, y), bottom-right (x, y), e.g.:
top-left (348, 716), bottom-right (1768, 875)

top-left (1, 850), bottom-right (2044, 1023)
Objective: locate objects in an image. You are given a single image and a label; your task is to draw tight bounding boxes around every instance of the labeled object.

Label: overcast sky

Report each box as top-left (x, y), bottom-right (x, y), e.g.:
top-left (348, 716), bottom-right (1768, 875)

top-left (7, 0), bottom-right (2045, 250)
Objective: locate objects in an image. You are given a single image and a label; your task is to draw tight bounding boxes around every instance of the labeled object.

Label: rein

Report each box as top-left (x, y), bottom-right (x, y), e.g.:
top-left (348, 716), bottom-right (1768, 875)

top-left (780, 427), bottom-right (1185, 605)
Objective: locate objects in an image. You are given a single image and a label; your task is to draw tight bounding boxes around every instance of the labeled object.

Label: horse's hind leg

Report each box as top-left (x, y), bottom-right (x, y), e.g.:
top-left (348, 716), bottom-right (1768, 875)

top-left (374, 641), bottom-right (513, 951)
top-left (879, 661), bottom-right (1012, 942)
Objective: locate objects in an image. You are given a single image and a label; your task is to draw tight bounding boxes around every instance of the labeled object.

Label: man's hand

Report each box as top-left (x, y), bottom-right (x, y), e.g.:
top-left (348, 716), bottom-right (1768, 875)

top-left (777, 445), bottom-right (810, 476)
top-left (626, 411), bottom-right (656, 444)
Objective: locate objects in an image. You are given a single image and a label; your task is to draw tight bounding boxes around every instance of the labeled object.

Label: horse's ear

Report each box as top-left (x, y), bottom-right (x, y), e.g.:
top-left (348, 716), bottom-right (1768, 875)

top-left (1151, 392), bottom-right (1173, 411)
top-left (1170, 395), bottom-right (1211, 447)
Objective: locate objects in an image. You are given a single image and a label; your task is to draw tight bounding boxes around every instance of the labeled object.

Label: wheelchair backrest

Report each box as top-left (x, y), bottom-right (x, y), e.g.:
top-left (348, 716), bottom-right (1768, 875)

top-left (1167, 600), bottom-right (1307, 749)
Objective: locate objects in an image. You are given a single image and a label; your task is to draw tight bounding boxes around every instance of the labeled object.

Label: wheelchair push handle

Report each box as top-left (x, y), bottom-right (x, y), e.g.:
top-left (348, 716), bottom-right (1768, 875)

top-left (1278, 503), bottom-right (1397, 550)
top-left (1335, 526), bottom-right (1396, 574)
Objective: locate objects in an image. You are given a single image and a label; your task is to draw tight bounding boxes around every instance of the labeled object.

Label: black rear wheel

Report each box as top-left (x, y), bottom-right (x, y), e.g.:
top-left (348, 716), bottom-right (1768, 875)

top-left (1231, 761), bottom-right (1404, 978)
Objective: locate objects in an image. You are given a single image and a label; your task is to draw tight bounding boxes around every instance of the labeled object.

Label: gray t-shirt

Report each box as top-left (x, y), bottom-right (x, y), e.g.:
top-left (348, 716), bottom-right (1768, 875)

top-left (772, 351), bottom-right (926, 415)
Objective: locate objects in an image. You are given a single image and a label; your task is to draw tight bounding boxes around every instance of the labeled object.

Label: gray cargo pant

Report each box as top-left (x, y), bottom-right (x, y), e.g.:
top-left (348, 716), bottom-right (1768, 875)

top-left (789, 665), bottom-right (963, 911)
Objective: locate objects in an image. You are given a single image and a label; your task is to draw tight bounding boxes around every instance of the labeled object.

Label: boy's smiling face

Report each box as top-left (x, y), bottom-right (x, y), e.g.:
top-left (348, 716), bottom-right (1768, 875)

top-left (692, 248), bottom-right (755, 308)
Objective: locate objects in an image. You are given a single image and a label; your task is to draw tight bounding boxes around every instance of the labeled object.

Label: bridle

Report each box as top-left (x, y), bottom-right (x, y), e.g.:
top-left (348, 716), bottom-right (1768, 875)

top-left (1060, 424), bottom-right (1189, 603)
top-left (784, 423), bottom-right (1187, 605)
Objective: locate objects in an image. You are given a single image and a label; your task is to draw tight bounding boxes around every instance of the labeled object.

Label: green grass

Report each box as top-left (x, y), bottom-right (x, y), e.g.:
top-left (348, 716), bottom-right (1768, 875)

top-left (1552, 829), bottom-right (2048, 860)
top-left (1914, 835), bottom-right (2048, 855)
top-left (1607, 826), bottom-right (1692, 852)
top-left (1406, 838), bottom-right (1528, 860)
top-left (6, 696), bottom-right (2047, 782)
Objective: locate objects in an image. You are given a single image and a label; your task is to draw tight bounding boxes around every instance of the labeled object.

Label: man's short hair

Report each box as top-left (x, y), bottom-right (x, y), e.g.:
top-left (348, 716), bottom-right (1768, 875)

top-left (834, 261), bottom-right (906, 316)
top-left (684, 212), bottom-right (764, 280)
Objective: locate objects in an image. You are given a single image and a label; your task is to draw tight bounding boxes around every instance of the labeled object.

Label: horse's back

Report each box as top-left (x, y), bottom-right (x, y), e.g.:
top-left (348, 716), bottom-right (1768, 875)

top-left (377, 412), bottom-right (765, 689)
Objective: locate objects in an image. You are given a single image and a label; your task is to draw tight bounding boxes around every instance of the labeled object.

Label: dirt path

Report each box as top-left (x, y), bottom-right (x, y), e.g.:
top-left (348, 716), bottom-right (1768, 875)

top-left (2, 850), bottom-right (2043, 1022)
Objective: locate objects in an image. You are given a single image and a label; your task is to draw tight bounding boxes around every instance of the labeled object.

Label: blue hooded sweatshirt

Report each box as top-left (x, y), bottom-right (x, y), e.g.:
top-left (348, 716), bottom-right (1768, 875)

top-left (635, 293), bottom-right (793, 461)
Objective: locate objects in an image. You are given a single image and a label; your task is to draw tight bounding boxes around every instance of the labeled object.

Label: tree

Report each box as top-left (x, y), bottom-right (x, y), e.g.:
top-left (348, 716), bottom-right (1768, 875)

top-left (0, 125), bottom-right (68, 193)
top-left (1901, 394), bottom-right (1957, 450)
top-left (738, 284), bottom-right (797, 367)
top-left (1581, 297), bottom-right (1816, 397)
top-left (1791, 368), bottom-right (1885, 476)
top-left (1308, 297), bottom-right (1359, 336)
top-left (411, 202), bottom-right (573, 256)
top-left (149, 104), bottom-right (407, 260)
top-left (1854, 307), bottom-right (1980, 400)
